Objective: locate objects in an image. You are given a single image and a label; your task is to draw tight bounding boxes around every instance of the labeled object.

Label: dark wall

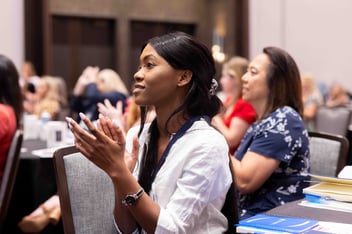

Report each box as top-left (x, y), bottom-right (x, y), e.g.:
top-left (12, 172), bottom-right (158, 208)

top-left (24, 0), bottom-right (248, 94)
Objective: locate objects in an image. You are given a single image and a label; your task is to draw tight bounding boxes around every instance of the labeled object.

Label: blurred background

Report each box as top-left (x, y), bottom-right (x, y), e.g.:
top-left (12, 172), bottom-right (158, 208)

top-left (1, 0), bottom-right (352, 93)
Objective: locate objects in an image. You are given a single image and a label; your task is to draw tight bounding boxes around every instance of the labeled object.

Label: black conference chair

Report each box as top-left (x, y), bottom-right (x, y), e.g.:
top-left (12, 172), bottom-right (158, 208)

top-left (0, 130), bottom-right (23, 225)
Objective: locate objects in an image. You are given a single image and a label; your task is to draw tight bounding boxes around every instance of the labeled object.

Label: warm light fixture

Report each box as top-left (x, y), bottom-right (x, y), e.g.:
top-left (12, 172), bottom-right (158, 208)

top-left (212, 30), bottom-right (226, 63)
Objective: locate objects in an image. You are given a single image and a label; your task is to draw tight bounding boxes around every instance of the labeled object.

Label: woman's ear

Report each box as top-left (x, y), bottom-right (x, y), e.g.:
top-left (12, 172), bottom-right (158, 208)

top-left (177, 70), bottom-right (192, 87)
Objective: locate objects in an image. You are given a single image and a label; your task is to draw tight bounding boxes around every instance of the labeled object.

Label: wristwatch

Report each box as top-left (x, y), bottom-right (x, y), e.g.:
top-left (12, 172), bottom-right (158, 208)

top-left (122, 188), bottom-right (144, 206)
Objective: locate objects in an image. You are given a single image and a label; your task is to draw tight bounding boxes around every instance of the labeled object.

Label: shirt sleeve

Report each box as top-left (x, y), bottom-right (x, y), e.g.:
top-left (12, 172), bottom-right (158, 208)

top-left (0, 107), bottom-right (11, 141)
top-left (248, 112), bottom-right (304, 163)
top-left (232, 99), bottom-right (256, 124)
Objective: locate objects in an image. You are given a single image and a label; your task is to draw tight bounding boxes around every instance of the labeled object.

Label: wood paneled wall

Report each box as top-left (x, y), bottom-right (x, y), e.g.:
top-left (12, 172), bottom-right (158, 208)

top-left (25, 0), bottom-right (248, 93)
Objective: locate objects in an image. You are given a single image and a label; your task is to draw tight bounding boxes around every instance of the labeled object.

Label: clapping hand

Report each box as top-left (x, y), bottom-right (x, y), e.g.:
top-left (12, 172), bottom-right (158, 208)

top-left (65, 112), bottom-right (139, 176)
top-left (97, 99), bottom-right (126, 134)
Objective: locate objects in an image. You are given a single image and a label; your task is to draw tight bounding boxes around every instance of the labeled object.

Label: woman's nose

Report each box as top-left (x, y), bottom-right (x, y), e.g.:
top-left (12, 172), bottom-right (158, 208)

top-left (133, 70), bottom-right (143, 82)
top-left (241, 73), bottom-right (248, 83)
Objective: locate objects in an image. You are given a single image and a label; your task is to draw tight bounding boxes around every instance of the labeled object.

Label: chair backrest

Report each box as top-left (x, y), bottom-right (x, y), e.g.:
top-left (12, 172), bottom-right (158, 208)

top-left (315, 106), bottom-right (351, 136)
top-left (53, 146), bottom-right (115, 234)
top-left (308, 131), bottom-right (349, 177)
top-left (0, 129), bottom-right (23, 223)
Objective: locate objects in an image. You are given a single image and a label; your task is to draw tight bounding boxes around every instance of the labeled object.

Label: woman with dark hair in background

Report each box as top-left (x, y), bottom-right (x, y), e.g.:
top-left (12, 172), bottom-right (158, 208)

top-left (67, 31), bottom-right (236, 233)
top-left (232, 47), bottom-right (310, 220)
top-left (0, 54), bottom-right (23, 185)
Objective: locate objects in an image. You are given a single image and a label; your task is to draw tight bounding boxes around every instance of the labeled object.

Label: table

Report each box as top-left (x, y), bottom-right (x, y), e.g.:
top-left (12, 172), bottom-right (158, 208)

top-left (266, 199), bottom-right (352, 224)
top-left (2, 139), bottom-right (64, 234)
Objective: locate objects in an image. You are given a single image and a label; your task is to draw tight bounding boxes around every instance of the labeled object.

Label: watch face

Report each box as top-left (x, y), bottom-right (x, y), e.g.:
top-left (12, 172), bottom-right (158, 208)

top-left (124, 195), bottom-right (136, 205)
top-left (122, 188), bottom-right (144, 206)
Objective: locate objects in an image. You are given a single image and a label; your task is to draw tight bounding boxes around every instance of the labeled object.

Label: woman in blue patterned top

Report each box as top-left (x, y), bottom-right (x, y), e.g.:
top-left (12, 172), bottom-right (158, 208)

top-left (233, 47), bottom-right (310, 220)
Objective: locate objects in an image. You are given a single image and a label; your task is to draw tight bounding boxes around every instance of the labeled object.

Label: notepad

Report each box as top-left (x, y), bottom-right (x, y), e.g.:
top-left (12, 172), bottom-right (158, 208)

top-left (304, 174), bottom-right (352, 203)
top-left (236, 214), bottom-right (319, 233)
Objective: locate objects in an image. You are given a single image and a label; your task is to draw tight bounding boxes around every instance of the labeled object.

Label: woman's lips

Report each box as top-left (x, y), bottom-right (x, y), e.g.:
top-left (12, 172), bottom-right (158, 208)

top-left (133, 84), bottom-right (145, 94)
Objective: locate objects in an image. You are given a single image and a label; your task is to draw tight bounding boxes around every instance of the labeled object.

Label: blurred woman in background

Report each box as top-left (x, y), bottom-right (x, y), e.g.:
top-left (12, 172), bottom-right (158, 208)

top-left (325, 82), bottom-right (350, 107)
top-left (0, 54), bottom-right (23, 185)
top-left (212, 56), bottom-right (256, 154)
top-left (301, 73), bottom-right (323, 131)
top-left (70, 66), bottom-right (128, 122)
top-left (23, 76), bottom-right (61, 120)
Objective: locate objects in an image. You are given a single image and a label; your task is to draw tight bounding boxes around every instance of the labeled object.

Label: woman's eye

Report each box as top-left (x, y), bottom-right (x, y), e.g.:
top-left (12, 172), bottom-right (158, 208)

top-left (250, 69), bottom-right (257, 75)
top-left (146, 62), bottom-right (155, 68)
top-left (137, 62), bottom-right (155, 71)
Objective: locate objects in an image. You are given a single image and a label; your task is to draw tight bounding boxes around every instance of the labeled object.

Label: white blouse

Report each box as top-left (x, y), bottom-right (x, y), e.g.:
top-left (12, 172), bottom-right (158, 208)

top-left (115, 118), bottom-right (232, 234)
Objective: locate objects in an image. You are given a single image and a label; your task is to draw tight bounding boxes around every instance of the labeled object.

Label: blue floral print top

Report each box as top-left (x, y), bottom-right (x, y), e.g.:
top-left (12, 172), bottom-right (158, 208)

top-left (234, 106), bottom-right (310, 220)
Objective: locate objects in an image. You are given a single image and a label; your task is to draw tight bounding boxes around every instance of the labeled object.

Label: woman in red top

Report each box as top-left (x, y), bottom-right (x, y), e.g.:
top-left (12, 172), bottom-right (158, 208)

top-left (0, 54), bottom-right (23, 185)
top-left (212, 56), bottom-right (256, 154)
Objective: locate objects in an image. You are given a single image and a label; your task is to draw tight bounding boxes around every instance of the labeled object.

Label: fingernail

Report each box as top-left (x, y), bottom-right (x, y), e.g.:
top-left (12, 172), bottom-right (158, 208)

top-left (79, 112), bottom-right (87, 120)
top-left (112, 119), bottom-right (120, 127)
top-left (65, 117), bottom-right (73, 130)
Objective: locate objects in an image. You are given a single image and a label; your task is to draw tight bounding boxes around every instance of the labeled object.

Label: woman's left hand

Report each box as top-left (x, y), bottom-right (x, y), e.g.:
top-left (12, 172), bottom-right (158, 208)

top-left (97, 114), bottom-right (139, 172)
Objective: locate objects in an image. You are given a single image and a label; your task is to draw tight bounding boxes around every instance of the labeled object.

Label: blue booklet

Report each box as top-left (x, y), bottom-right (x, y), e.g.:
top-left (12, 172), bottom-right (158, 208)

top-left (236, 214), bottom-right (319, 233)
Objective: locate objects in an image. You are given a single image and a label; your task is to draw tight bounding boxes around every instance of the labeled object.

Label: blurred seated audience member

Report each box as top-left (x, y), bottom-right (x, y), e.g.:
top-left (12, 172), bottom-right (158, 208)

top-left (212, 56), bottom-right (256, 154)
top-left (325, 82), bottom-right (351, 107)
top-left (53, 76), bottom-right (70, 121)
top-left (20, 61), bottom-right (41, 113)
top-left (301, 73), bottom-right (324, 131)
top-left (18, 77), bottom-right (68, 232)
top-left (70, 66), bottom-right (129, 122)
top-left (18, 194), bottom-right (61, 233)
top-left (233, 47), bottom-right (310, 220)
top-left (0, 54), bottom-right (23, 185)
top-left (317, 81), bottom-right (328, 102)
top-left (23, 76), bottom-right (61, 120)
top-left (19, 61), bottom-right (41, 91)
top-left (54, 76), bottom-right (68, 109)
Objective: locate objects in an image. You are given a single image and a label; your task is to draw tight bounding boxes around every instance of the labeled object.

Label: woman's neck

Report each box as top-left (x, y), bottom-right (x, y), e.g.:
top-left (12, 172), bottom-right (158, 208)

top-left (154, 108), bottom-right (187, 139)
top-left (251, 99), bottom-right (268, 120)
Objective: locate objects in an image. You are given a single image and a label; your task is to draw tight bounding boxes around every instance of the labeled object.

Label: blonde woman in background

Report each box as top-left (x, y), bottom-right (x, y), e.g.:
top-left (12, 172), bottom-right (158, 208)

top-left (70, 66), bottom-right (128, 122)
top-left (97, 68), bottom-right (129, 96)
top-left (301, 73), bottom-right (323, 131)
top-left (23, 76), bottom-right (61, 120)
top-left (54, 76), bottom-right (68, 108)
top-left (212, 56), bottom-right (256, 154)
top-left (325, 82), bottom-right (351, 107)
